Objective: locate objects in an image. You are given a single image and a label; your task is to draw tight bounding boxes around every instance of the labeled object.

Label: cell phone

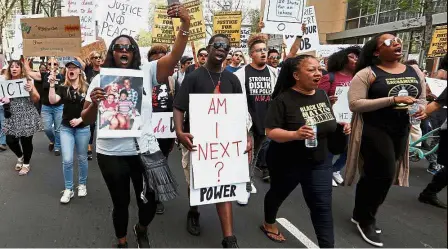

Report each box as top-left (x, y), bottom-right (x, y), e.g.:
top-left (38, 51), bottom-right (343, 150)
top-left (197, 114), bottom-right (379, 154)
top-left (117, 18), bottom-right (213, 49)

top-left (167, 0), bottom-right (179, 5)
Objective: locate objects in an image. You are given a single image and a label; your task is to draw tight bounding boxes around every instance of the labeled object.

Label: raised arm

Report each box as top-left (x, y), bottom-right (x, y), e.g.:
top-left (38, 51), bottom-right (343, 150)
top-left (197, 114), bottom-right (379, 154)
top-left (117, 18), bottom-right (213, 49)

top-left (48, 73), bottom-right (61, 104)
top-left (23, 58), bottom-right (42, 81)
top-left (286, 23), bottom-right (306, 59)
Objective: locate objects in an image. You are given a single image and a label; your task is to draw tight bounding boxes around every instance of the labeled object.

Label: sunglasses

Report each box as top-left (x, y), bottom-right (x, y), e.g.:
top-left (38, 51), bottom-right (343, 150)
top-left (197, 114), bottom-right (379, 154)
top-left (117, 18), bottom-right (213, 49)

top-left (112, 44), bottom-right (135, 52)
top-left (253, 48), bottom-right (268, 53)
top-left (91, 56), bottom-right (101, 60)
top-left (234, 54), bottom-right (243, 58)
top-left (380, 37), bottom-right (402, 47)
top-left (269, 56), bottom-right (281, 60)
top-left (198, 53), bottom-right (208, 58)
top-left (210, 42), bottom-right (231, 51)
top-left (47, 63), bottom-right (59, 67)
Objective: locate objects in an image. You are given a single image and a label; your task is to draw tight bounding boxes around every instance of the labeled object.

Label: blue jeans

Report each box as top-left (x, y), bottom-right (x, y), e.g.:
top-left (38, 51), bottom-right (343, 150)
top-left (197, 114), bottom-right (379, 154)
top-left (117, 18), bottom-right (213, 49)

top-left (61, 125), bottom-right (91, 190)
top-left (41, 105), bottom-right (63, 150)
top-left (328, 151), bottom-right (347, 172)
top-left (0, 106), bottom-right (5, 145)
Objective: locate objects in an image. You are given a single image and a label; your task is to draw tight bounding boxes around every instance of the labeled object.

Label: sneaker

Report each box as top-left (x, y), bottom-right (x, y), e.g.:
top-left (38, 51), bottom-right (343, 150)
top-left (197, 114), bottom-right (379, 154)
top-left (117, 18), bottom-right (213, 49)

top-left (419, 193), bottom-right (447, 209)
top-left (49, 143), bottom-right (54, 152)
top-left (0, 144), bottom-right (7, 151)
top-left (333, 171), bottom-right (344, 184)
top-left (250, 182), bottom-right (257, 194)
top-left (55, 150), bottom-right (61, 156)
top-left (332, 179), bottom-right (338, 187)
top-left (87, 150), bottom-right (93, 161)
top-left (133, 224), bottom-right (150, 248)
top-left (156, 201), bottom-right (165, 214)
top-left (237, 191), bottom-right (250, 206)
top-left (261, 169), bottom-right (270, 182)
top-left (116, 242), bottom-right (128, 248)
top-left (222, 235), bottom-right (239, 248)
top-left (18, 164), bottom-right (30, 176)
top-left (60, 189), bottom-right (74, 204)
top-left (77, 184), bottom-right (87, 197)
top-left (351, 218), bottom-right (381, 233)
top-left (186, 210), bottom-right (201, 236)
top-left (15, 156), bottom-right (24, 171)
top-left (356, 223), bottom-right (384, 247)
top-left (427, 163), bottom-right (443, 175)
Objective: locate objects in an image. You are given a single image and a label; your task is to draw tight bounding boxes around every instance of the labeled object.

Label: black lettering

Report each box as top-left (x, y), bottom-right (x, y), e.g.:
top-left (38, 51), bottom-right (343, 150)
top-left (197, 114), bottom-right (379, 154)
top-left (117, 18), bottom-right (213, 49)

top-left (200, 188), bottom-right (207, 202)
top-left (223, 185), bottom-right (230, 197)
top-left (213, 186), bottom-right (224, 199)
top-left (230, 185), bottom-right (236, 197)
top-left (7, 83), bottom-right (15, 96)
top-left (16, 80), bottom-right (24, 95)
top-left (206, 187), bottom-right (213, 200)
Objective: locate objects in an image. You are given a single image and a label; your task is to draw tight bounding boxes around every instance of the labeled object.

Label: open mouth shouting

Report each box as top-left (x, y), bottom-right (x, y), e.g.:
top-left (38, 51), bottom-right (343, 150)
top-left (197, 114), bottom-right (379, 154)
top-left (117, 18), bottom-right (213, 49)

top-left (393, 46), bottom-right (402, 56)
top-left (120, 55), bottom-right (129, 65)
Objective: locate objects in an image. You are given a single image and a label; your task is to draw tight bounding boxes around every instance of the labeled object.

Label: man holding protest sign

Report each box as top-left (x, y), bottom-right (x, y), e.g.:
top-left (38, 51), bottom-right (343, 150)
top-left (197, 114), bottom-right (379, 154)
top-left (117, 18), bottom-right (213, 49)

top-left (174, 34), bottom-right (252, 248)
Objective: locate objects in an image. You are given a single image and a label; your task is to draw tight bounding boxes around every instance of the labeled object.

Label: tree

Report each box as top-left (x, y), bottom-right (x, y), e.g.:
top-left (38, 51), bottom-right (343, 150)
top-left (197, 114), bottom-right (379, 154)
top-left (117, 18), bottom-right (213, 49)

top-left (0, 0), bottom-right (19, 53)
top-left (247, 8), bottom-right (260, 34)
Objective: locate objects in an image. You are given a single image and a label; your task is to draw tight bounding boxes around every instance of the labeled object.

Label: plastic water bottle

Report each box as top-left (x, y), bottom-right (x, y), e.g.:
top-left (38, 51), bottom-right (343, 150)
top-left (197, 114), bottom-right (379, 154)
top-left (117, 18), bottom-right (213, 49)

top-left (305, 118), bottom-right (318, 148)
top-left (408, 102), bottom-right (421, 125)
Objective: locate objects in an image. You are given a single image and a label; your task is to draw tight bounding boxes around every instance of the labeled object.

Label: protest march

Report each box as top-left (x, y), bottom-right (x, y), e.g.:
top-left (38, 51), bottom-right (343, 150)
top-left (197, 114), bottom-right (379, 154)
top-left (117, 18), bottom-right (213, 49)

top-left (0, 0), bottom-right (446, 248)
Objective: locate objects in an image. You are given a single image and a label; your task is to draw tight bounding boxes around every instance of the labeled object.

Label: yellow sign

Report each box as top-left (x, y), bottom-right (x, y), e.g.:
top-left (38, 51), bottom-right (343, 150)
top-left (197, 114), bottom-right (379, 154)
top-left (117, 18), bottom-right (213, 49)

top-left (172, 0), bottom-right (206, 42)
top-left (428, 25), bottom-right (447, 58)
top-left (152, 7), bottom-right (175, 45)
top-left (213, 11), bottom-right (242, 47)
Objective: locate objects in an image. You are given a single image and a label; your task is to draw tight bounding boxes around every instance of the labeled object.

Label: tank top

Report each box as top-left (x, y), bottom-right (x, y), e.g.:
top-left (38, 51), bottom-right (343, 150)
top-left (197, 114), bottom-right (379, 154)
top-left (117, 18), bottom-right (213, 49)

top-left (362, 65), bottom-right (422, 134)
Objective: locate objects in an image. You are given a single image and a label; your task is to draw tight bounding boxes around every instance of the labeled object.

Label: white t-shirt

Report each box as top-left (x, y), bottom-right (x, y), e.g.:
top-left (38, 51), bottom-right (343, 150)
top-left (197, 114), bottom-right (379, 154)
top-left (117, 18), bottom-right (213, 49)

top-left (85, 61), bottom-right (160, 156)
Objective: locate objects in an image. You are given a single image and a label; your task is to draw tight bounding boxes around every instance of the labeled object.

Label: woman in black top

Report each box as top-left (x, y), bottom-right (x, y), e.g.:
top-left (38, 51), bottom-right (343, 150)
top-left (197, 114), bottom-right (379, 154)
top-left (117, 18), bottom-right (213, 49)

top-left (49, 60), bottom-right (91, 204)
top-left (261, 55), bottom-right (349, 247)
top-left (346, 33), bottom-right (426, 247)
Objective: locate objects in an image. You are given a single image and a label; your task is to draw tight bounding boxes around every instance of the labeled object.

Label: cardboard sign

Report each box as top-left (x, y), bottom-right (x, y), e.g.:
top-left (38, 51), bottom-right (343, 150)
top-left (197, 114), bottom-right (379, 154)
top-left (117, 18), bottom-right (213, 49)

top-left (80, 40), bottom-right (107, 61)
top-left (283, 6), bottom-right (319, 53)
top-left (12, 14), bottom-right (44, 59)
top-left (189, 94), bottom-right (249, 189)
top-left (98, 0), bottom-right (150, 46)
top-left (152, 7), bottom-right (175, 45)
top-left (427, 25), bottom-right (447, 58)
top-left (21, 16), bottom-right (82, 57)
top-left (0, 78), bottom-right (30, 99)
top-left (97, 68), bottom-right (144, 138)
top-left (152, 112), bottom-right (176, 138)
top-left (426, 78), bottom-right (447, 97)
top-left (172, 0), bottom-right (206, 42)
top-left (62, 0), bottom-right (96, 45)
top-left (332, 86), bottom-right (352, 123)
top-left (213, 11), bottom-right (242, 48)
top-left (261, 0), bottom-right (305, 35)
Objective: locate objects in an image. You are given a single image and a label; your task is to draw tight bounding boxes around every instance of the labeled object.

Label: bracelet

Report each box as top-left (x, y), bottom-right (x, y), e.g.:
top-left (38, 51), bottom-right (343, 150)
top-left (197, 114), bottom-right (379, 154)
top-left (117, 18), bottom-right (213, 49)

top-left (179, 28), bottom-right (189, 36)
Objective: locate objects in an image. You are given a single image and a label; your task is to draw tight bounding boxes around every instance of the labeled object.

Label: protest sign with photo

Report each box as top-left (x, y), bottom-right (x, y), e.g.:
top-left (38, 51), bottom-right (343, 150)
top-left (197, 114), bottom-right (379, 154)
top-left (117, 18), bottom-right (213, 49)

top-left (213, 11), bottom-right (242, 48)
top-left (12, 14), bottom-right (44, 59)
top-left (332, 86), bottom-right (352, 123)
top-left (152, 7), bottom-right (175, 45)
top-left (21, 16), bottom-right (81, 57)
top-left (97, 68), bottom-right (144, 138)
top-left (283, 6), bottom-right (319, 53)
top-left (80, 40), bottom-right (107, 61)
top-left (98, 0), bottom-right (150, 46)
top-left (0, 78), bottom-right (30, 99)
top-left (426, 78), bottom-right (447, 97)
top-left (172, 0), bottom-right (206, 42)
top-left (152, 112), bottom-right (176, 139)
top-left (427, 25), bottom-right (447, 58)
top-left (261, 0), bottom-right (305, 35)
top-left (62, 0), bottom-right (96, 45)
top-left (189, 94), bottom-right (249, 189)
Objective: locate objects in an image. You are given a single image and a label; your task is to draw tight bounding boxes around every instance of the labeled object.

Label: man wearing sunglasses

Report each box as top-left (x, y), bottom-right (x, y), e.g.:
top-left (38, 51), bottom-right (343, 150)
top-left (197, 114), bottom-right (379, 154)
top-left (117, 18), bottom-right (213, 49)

top-left (185, 48), bottom-right (208, 76)
top-left (225, 50), bottom-right (244, 73)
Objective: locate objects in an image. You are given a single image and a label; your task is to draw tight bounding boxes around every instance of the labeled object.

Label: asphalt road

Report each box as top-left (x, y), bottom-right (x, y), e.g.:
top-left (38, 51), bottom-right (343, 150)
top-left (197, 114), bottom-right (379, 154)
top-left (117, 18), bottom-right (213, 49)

top-left (0, 132), bottom-right (446, 248)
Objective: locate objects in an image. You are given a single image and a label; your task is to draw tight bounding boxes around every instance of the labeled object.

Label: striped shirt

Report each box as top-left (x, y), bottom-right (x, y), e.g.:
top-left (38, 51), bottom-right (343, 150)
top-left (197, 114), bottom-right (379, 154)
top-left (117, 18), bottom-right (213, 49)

top-left (118, 100), bottom-right (133, 115)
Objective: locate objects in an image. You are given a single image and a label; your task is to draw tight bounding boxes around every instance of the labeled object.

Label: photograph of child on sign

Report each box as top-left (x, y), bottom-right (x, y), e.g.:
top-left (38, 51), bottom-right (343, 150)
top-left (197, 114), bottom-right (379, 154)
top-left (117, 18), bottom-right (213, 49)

top-left (97, 69), bottom-right (143, 138)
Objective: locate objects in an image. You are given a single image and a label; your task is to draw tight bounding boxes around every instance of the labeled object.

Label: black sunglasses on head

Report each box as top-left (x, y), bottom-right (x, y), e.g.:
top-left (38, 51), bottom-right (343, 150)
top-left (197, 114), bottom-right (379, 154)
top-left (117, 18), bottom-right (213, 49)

top-left (112, 44), bottom-right (135, 52)
top-left (209, 42), bottom-right (231, 51)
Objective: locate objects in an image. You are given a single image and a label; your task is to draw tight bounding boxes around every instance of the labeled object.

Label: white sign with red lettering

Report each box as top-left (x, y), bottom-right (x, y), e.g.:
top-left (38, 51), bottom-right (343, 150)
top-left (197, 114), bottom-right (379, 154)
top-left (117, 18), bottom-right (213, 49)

top-left (152, 112), bottom-right (176, 138)
top-left (189, 94), bottom-right (249, 189)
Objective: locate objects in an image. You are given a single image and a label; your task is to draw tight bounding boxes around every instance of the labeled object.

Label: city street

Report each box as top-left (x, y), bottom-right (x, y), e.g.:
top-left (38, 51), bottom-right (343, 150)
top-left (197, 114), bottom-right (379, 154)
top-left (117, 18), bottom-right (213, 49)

top-left (0, 132), bottom-right (446, 248)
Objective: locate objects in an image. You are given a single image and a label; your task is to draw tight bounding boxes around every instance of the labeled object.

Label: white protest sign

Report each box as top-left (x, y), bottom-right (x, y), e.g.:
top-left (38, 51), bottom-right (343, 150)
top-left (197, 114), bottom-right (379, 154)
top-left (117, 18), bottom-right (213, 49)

top-left (426, 78), bottom-right (447, 97)
top-left (152, 112), bottom-right (176, 138)
top-left (189, 166), bottom-right (247, 206)
top-left (189, 94), bottom-right (249, 189)
top-left (0, 78), bottom-right (30, 99)
top-left (98, 0), bottom-right (150, 46)
top-left (261, 0), bottom-right (305, 35)
top-left (332, 86), bottom-right (352, 123)
top-left (283, 6), bottom-right (319, 53)
top-left (12, 14), bottom-right (44, 59)
top-left (238, 27), bottom-right (251, 54)
top-left (62, 0), bottom-right (96, 46)
top-left (317, 44), bottom-right (363, 58)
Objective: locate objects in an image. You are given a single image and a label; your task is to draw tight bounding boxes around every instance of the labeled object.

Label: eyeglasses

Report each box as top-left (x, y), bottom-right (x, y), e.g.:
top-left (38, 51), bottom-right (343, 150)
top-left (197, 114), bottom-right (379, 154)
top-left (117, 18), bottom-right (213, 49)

top-left (253, 48), bottom-right (268, 53)
top-left (226, 58), bottom-right (232, 61)
top-left (91, 56), bottom-right (101, 60)
top-left (112, 44), bottom-right (135, 52)
top-left (234, 54), bottom-right (243, 58)
top-left (380, 37), bottom-right (402, 47)
top-left (198, 53), bottom-right (208, 58)
top-left (210, 42), bottom-right (231, 51)
top-left (269, 56), bottom-right (281, 60)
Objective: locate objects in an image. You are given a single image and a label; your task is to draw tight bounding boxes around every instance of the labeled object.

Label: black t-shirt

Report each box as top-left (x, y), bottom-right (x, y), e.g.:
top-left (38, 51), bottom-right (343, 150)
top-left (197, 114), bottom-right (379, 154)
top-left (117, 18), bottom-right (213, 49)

top-left (85, 65), bottom-right (100, 84)
top-left (174, 66), bottom-right (243, 132)
top-left (265, 89), bottom-right (337, 166)
top-left (185, 64), bottom-right (197, 76)
top-left (435, 88), bottom-right (447, 107)
top-left (245, 65), bottom-right (272, 136)
top-left (57, 86), bottom-right (88, 128)
top-left (37, 72), bottom-right (64, 106)
top-left (362, 65), bottom-right (422, 134)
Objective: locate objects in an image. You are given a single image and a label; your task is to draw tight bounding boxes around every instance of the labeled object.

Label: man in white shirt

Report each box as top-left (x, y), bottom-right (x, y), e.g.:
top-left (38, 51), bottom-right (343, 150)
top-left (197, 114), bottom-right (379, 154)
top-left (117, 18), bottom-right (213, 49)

top-left (172, 56), bottom-right (193, 92)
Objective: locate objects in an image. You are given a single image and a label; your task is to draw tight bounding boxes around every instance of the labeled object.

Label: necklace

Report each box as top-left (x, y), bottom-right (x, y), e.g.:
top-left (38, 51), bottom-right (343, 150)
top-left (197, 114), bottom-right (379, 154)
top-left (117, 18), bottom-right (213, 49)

top-left (203, 66), bottom-right (223, 94)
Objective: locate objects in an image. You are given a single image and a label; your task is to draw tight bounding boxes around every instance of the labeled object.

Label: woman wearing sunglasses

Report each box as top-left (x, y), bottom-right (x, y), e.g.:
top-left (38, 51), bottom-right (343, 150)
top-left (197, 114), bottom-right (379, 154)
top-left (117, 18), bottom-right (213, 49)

top-left (81, 3), bottom-right (189, 248)
top-left (48, 60), bottom-right (90, 204)
top-left (345, 33), bottom-right (427, 247)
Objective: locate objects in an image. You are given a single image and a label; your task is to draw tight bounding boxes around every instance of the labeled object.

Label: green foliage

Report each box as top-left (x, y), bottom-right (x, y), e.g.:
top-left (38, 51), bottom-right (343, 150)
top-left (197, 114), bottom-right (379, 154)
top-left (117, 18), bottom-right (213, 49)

top-left (136, 30), bottom-right (153, 47)
top-left (247, 8), bottom-right (260, 34)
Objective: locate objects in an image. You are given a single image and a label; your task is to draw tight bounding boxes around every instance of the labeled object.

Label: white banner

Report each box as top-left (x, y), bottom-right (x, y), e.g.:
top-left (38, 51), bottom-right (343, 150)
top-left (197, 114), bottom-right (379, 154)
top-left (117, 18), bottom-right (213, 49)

top-left (317, 44), bottom-right (363, 58)
top-left (189, 94), bottom-right (249, 189)
top-left (98, 0), bottom-right (150, 46)
top-left (0, 78), bottom-right (30, 99)
top-left (62, 0), bottom-right (96, 46)
top-left (12, 14), bottom-right (44, 59)
top-left (426, 78), bottom-right (447, 97)
top-left (332, 86), bottom-right (352, 123)
top-left (261, 0), bottom-right (305, 35)
top-left (152, 112), bottom-right (176, 138)
top-left (283, 6), bottom-right (319, 53)
top-left (238, 27), bottom-right (251, 54)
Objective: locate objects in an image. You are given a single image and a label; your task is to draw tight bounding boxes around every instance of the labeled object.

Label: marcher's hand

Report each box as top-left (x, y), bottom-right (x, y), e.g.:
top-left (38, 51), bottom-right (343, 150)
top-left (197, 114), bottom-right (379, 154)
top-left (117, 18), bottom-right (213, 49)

top-left (244, 135), bottom-right (253, 163)
top-left (24, 78), bottom-right (34, 92)
top-left (258, 21), bottom-right (265, 30)
top-left (394, 96), bottom-right (415, 105)
top-left (0, 97), bottom-right (10, 104)
top-left (90, 87), bottom-right (106, 105)
top-left (295, 125), bottom-right (315, 140)
top-left (329, 95), bottom-right (338, 105)
top-left (340, 122), bottom-right (351, 135)
top-left (70, 118), bottom-right (83, 127)
top-left (48, 71), bottom-right (56, 86)
top-left (413, 106), bottom-right (426, 120)
top-left (177, 132), bottom-right (196, 151)
top-left (427, 93), bottom-right (437, 101)
top-left (301, 23), bottom-right (306, 34)
top-left (168, 3), bottom-right (190, 24)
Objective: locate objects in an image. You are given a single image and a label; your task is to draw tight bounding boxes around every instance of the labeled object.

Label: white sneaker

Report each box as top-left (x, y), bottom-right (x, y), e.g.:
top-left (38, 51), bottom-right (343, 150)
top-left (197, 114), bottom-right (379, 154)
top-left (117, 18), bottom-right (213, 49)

top-left (332, 179), bottom-right (338, 187)
top-left (250, 182), bottom-right (257, 194)
top-left (333, 171), bottom-right (344, 185)
top-left (15, 156), bottom-right (24, 171)
top-left (77, 185), bottom-right (87, 197)
top-left (60, 189), bottom-right (74, 203)
top-left (237, 191), bottom-right (250, 205)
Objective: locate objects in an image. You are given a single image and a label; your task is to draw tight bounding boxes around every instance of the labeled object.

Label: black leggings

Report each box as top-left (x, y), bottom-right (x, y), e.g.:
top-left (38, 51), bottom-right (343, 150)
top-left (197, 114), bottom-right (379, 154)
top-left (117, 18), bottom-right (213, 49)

top-left (89, 123), bottom-right (95, 145)
top-left (422, 166), bottom-right (447, 196)
top-left (6, 135), bottom-right (33, 164)
top-left (353, 123), bottom-right (408, 226)
top-left (264, 160), bottom-right (334, 248)
top-left (157, 138), bottom-right (175, 158)
top-left (97, 153), bottom-right (157, 238)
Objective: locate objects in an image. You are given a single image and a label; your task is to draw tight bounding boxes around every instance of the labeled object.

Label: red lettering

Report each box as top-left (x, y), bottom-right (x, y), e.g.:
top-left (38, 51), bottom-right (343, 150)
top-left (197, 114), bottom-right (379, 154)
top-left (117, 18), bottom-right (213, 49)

top-left (208, 97), bottom-right (227, 114)
top-left (196, 141), bottom-right (243, 160)
top-left (208, 98), bottom-right (216, 114)
top-left (216, 122), bottom-right (218, 138)
top-left (198, 143), bottom-right (208, 160)
top-left (232, 140), bottom-right (242, 156)
top-left (210, 142), bottom-right (218, 159)
top-left (153, 118), bottom-right (166, 133)
top-left (220, 142), bottom-right (230, 158)
top-left (217, 98), bottom-right (227, 114)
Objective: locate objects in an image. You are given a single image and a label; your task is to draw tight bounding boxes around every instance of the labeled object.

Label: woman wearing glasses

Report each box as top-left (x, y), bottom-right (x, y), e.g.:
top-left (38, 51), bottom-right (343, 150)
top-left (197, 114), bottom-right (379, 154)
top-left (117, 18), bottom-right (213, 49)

top-left (48, 60), bottom-right (90, 204)
top-left (81, 3), bottom-right (189, 248)
top-left (345, 33), bottom-right (426, 247)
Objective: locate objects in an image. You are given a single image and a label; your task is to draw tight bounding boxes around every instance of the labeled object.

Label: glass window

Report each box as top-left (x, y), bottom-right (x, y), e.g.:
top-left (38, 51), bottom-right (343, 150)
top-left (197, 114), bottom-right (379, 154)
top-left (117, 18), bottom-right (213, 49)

top-left (346, 19), bottom-right (359, 30)
top-left (360, 15), bottom-right (376, 27)
top-left (344, 38), bottom-right (358, 44)
top-left (378, 10), bottom-right (398, 24)
top-left (433, 0), bottom-right (447, 14)
top-left (347, 0), bottom-right (361, 19)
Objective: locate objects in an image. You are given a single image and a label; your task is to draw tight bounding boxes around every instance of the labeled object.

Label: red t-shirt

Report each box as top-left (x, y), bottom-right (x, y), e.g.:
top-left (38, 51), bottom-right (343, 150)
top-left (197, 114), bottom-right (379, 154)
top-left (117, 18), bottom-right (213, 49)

top-left (318, 72), bottom-right (353, 96)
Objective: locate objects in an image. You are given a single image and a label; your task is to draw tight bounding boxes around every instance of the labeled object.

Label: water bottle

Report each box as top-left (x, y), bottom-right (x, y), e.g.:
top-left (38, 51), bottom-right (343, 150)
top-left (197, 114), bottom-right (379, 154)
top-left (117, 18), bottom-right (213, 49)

top-left (408, 102), bottom-right (421, 125)
top-left (305, 118), bottom-right (318, 148)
